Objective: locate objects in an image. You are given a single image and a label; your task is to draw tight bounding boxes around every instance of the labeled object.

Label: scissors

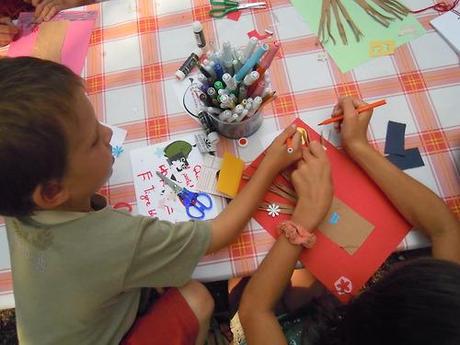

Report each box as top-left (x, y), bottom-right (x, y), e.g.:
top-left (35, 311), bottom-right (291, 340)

top-left (209, 0), bottom-right (267, 18)
top-left (156, 172), bottom-right (213, 220)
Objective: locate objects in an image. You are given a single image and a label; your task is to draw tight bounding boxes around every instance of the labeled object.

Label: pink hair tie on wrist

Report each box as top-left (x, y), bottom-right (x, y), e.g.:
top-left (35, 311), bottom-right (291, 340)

top-left (277, 220), bottom-right (316, 248)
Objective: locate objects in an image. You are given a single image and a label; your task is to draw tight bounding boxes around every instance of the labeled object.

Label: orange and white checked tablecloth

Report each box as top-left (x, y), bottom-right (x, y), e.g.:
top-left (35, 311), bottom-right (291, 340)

top-left (1, 0), bottom-right (459, 308)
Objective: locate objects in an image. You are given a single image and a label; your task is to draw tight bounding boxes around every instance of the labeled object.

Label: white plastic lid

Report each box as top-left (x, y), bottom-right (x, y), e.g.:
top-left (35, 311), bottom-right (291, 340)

top-left (193, 48), bottom-right (203, 57)
top-left (175, 70), bottom-right (186, 80)
top-left (207, 131), bottom-right (220, 144)
top-left (193, 21), bottom-right (203, 32)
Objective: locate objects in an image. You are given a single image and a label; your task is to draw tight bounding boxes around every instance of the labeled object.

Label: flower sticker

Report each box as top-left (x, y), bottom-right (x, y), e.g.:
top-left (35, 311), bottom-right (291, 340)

top-left (266, 203), bottom-right (280, 217)
top-left (112, 145), bottom-right (124, 158)
top-left (334, 276), bottom-right (353, 295)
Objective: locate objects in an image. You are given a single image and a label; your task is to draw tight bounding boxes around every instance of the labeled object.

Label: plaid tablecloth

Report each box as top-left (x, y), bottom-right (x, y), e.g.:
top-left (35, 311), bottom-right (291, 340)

top-left (1, 0), bottom-right (459, 307)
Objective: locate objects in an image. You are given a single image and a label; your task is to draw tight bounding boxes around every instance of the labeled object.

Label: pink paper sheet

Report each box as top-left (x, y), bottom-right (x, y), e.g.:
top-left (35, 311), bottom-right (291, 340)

top-left (8, 11), bottom-right (97, 75)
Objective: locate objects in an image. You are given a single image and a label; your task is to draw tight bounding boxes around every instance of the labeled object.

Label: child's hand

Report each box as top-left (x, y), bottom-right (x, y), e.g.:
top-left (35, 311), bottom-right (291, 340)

top-left (333, 96), bottom-right (373, 155)
top-left (263, 125), bottom-right (302, 172)
top-left (291, 141), bottom-right (333, 231)
top-left (0, 17), bottom-right (19, 47)
top-left (28, 0), bottom-right (86, 23)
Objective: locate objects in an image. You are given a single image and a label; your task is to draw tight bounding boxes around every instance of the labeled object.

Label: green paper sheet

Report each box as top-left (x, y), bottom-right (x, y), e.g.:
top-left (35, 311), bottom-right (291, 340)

top-left (290, 0), bottom-right (425, 72)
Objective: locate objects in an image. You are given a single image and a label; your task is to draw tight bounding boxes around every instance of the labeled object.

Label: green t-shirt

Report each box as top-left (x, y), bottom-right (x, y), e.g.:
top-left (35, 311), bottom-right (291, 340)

top-left (5, 195), bottom-right (211, 345)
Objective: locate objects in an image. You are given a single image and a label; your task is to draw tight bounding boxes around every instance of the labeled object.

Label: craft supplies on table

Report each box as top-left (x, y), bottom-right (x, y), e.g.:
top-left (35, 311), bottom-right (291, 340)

top-left (290, 0), bottom-right (425, 72)
top-left (156, 172), bottom-right (213, 220)
top-left (209, 0), bottom-right (267, 18)
top-left (318, 99), bottom-right (387, 126)
top-left (182, 38), bottom-right (279, 139)
top-left (129, 135), bottom-right (225, 222)
top-left (241, 118), bottom-right (411, 301)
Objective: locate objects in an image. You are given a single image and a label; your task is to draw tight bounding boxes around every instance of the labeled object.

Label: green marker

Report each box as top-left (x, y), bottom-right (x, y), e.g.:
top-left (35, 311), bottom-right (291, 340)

top-left (214, 81), bottom-right (224, 91)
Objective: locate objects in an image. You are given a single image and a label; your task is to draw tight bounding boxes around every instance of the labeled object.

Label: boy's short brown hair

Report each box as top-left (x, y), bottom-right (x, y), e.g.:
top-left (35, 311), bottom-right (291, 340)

top-left (0, 57), bottom-right (83, 217)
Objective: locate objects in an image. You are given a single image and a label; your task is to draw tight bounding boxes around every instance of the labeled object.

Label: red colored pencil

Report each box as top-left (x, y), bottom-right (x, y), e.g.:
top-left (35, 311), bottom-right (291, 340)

top-left (318, 99), bottom-right (387, 126)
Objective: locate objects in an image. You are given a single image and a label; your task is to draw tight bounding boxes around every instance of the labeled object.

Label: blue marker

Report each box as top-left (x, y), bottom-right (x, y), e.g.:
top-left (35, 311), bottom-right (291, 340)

top-left (234, 43), bottom-right (269, 83)
top-left (213, 62), bottom-right (224, 80)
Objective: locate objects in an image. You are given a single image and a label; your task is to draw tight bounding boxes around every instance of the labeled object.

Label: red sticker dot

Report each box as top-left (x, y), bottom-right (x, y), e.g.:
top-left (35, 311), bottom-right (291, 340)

top-left (238, 137), bottom-right (248, 147)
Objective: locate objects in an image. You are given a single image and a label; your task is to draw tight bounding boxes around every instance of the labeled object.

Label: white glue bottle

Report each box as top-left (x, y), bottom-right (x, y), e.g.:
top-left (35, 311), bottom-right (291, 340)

top-left (193, 21), bottom-right (206, 49)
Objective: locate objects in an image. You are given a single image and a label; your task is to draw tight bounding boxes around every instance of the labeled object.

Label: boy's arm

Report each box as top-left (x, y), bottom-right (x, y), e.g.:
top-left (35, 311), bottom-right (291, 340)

top-left (239, 142), bottom-right (333, 344)
top-left (207, 125), bottom-right (302, 254)
top-left (337, 97), bottom-right (460, 264)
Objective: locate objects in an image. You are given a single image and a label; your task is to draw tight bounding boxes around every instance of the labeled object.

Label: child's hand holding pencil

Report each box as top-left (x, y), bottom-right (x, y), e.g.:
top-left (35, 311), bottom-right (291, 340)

top-left (331, 97), bottom-right (375, 154)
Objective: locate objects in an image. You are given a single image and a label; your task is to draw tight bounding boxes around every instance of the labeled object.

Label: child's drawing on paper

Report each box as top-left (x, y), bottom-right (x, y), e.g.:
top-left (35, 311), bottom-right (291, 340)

top-left (163, 140), bottom-right (194, 180)
top-left (130, 135), bottom-right (222, 222)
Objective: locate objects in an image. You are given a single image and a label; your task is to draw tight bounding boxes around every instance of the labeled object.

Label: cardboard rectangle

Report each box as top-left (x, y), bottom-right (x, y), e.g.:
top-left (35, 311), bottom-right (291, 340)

top-left (387, 148), bottom-right (424, 170)
top-left (318, 198), bottom-right (375, 255)
top-left (384, 121), bottom-right (406, 156)
top-left (216, 152), bottom-right (244, 198)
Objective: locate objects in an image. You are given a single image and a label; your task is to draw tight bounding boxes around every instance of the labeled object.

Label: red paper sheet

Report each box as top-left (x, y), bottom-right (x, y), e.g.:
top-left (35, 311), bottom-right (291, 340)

top-left (241, 119), bottom-right (411, 302)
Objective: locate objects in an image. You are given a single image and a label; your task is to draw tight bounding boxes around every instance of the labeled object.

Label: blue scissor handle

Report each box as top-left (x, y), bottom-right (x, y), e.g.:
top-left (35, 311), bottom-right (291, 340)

top-left (180, 189), bottom-right (213, 220)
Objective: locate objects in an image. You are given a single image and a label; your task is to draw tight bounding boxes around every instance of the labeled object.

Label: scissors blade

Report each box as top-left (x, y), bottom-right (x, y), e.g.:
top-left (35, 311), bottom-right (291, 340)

top-left (238, 2), bottom-right (266, 9)
top-left (156, 172), bottom-right (182, 194)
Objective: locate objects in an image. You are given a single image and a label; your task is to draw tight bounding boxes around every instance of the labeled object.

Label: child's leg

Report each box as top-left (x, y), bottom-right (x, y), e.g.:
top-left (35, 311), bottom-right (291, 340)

top-left (121, 280), bottom-right (214, 345)
top-left (177, 280), bottom-right (215, 345)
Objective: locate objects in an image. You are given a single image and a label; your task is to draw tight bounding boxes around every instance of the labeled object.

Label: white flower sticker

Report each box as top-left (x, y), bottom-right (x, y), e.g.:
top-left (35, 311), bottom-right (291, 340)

top-left (266, 203), bottom-right (280, 217)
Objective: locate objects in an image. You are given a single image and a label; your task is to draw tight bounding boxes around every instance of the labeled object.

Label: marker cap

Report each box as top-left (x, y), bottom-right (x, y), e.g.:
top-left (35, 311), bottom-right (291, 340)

top-left (175, 70), bottom-right (186, 80)
top-left (193, 21), bottom-right (203, 32)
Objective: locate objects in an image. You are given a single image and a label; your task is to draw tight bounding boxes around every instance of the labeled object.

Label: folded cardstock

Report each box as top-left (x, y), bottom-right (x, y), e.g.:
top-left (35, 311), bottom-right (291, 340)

top-left (318, 197), bottom-right (375, 255)
top-left (241, 118), bottom-right (411, 301)
top-left (216, 152), bottom-right (245, 198)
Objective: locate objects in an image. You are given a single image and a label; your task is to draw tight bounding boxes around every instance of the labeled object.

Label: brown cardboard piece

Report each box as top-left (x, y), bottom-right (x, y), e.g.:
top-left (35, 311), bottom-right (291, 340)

top-left (318, 197), bottom-right (375, 255)
top-left (32, 20), bottom-right (70, 63)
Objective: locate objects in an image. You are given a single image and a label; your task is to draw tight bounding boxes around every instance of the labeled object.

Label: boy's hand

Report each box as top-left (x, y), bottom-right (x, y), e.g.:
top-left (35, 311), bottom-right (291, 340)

top-left (28, 0), bottom-right (87, 23)
top-left (263, 125), bottom-right (302, 172)
top-left (333, 96), bottom-right (373, 155)
top-left (0, 17), bottom-right (19, 47)
top-left (291, 141), bottom-right (333, 231)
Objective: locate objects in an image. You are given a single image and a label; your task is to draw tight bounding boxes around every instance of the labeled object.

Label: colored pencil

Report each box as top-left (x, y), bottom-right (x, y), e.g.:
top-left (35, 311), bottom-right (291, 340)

top-left (318, 99), bottom-right (387, 126)
top-left (286, 137), bottom-right (294, 154)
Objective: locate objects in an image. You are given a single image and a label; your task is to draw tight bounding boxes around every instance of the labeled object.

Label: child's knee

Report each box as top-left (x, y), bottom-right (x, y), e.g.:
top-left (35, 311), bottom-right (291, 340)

top-left (178, 280), bottom-right (214, 323)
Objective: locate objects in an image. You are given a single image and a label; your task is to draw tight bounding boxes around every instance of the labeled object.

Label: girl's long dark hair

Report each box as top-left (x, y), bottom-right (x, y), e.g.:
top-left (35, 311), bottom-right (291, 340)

top-left (301, 258), bottom-right (460, 345)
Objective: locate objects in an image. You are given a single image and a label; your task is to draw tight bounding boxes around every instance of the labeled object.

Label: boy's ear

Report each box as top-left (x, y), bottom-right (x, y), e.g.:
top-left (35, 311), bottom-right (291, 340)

top-left (32, 181), bottom-right (69, 210)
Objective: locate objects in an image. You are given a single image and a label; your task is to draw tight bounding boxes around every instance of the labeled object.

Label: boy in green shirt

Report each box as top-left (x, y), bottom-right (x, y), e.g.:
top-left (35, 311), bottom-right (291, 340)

top-left (0, 57), bottom-right (302, 345)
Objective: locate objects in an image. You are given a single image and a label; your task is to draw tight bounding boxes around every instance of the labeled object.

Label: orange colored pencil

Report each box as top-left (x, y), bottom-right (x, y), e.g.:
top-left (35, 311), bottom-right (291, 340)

top-left (318, 100), bottom-right (387, 126)
top-left (286, 136), bottom-right (294, 154)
